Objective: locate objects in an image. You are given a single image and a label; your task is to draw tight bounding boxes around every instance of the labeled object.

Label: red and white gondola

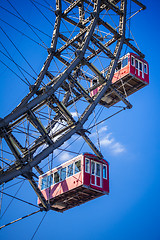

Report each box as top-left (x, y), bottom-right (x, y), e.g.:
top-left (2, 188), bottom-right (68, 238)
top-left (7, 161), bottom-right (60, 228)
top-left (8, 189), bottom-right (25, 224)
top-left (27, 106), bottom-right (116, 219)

top-left (38, 153), bottom-right (109, 212)
top-left (90, 52), bottom-right (149, 107)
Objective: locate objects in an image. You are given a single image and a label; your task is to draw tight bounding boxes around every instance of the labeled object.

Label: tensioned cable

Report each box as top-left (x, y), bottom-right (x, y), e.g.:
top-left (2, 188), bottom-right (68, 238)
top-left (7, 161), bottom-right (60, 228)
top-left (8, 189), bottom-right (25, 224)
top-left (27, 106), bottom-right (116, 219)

top-left (31, 212), bottom-right (47, 240)
top-left (6, 0), bottom-right (48, 49)
top-left (2, 180), bottom-right (26, 191)
top-left (43, 0), bottom-right (56, 12)
top-left (0, 58), bottom-right (30, 86)
top-left (0, 180), bottom-right (24, 219)
top-left (88, 107), bottom-right (126, 131)
top-left (0, 5), bottom-right (51, 38)
top-left (0, 25), bottom-right (38, 76)
top-left (0, 40), bottom-right (31, 86)
top-left (0, 18), bottom-right (46, 49)
top-left (78, 106), bottom-right (104, 154)
top-left (0, 49), bottom-right (36, 82)
top-left (32, 0), bottom-right (55, 13)
top-left (0, 209), bottom-right (41, 230)
top-left (93, 110), bottom-right (101, 151)
top-left (29, 0), bottom-right (54, 28)
top-left (0, 138), bottom-right (4, 216)
top-left (0, 190), bottom-right (40, 208)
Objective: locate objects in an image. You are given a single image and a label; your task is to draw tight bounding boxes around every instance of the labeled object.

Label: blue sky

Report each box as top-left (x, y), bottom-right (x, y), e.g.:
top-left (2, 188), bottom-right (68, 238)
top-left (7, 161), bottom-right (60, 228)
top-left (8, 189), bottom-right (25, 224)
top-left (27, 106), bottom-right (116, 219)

top-left (0, 1), bottom-right (160, 240)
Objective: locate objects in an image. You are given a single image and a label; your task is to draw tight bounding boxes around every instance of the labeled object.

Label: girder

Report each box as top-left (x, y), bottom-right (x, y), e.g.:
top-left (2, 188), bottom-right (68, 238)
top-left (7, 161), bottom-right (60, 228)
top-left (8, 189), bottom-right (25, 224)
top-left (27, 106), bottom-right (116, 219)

top-left (0, 0), bottom-right (146, 193)
top-left (26, 174), bottom-right (49, 210)
top-left (102, 0), bottom-right (123, 15)
top-left (27, 110), bottom-right (53, 145)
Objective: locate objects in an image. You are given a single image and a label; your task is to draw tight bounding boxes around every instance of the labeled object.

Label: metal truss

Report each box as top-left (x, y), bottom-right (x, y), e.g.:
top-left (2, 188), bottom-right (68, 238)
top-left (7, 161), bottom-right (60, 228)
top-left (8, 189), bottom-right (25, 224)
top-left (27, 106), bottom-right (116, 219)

top-left (0, 0), bottom-right (146, 209)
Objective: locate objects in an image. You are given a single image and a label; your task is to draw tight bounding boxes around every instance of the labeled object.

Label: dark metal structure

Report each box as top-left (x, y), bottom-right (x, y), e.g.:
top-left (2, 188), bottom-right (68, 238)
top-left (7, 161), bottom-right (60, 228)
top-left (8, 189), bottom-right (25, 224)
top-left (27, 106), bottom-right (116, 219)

top-left (0, 0), bottom-right (146, 211)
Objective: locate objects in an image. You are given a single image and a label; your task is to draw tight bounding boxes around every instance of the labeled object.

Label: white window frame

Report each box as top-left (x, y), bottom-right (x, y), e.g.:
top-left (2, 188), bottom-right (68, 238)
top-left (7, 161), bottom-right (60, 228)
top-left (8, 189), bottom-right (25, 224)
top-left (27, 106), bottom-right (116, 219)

top-left (41, 176), bottom-right (48, 190)
top-left (103, 165), bottom-right (107, 180)
top-left (139, 61), bottom-right (143, 72)
top-left (96, 163), bottom-right (101, 177)
top-left (60, 167), bottom-right (66, 181)
top-left (144, 63), bottom-right (148, 74)
top-left (85, 158), bottom-right (90, 173)
top-left (74, 159), bottom-right (81, 174)
top-left (54, 170), bottom-right (60, 184)
top-left (67, 163), bottom-right (74, 178)
top-left (91, 160), bottom-right (95, 175)
top-left (135, 59), bottom-right (138, 69)
top-left (131, 56), bottom-right (135, 66)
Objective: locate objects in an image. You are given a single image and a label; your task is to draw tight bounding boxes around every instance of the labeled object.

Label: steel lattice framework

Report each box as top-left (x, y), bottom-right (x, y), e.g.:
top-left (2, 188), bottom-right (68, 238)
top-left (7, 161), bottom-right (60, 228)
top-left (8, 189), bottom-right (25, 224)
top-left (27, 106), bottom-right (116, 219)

top-left (0, 0), bottom-right (146, 210)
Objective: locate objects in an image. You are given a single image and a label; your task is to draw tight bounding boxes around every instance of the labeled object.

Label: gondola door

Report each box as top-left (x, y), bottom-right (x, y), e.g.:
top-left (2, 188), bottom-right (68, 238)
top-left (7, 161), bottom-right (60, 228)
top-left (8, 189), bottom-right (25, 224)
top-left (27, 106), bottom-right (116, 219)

top-left (91, 160), bottom-right (102, 187)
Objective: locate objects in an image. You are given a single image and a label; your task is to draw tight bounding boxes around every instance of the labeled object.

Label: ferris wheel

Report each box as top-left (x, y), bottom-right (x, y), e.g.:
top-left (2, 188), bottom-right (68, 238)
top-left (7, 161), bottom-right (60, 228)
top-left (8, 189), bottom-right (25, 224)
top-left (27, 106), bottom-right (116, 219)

top-left (0, 0), bottom-right (147, 231)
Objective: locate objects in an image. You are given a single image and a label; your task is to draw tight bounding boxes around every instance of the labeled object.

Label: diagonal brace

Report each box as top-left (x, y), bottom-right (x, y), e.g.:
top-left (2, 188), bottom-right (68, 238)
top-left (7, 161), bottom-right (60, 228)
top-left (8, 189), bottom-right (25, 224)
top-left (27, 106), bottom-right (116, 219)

top-left (110, 85), bottom-right (132, 109)
top-left (27, 110), bottom-right (53, 145)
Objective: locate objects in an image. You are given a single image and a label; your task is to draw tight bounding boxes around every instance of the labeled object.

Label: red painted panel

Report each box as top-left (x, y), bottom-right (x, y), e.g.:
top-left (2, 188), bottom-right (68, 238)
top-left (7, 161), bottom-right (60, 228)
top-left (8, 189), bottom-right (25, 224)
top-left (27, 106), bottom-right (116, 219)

top-left (103, 179), bottom-right (109, 193)
top-left (96, 177), bottom-right (100, 187)
top-left (91, 175), bottom-right (95, 185)
top-left (83, 172), bottom-right (90, 186)
top-left (130, 53), bottom-right (149, 84)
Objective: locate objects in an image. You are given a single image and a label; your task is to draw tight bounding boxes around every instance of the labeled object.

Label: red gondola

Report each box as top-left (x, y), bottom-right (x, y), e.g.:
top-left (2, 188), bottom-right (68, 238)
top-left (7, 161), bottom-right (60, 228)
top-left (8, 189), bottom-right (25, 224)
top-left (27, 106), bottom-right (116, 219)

top-left (90, 52), bottom-right (149, 107)
top-left (38, 153), bottom-right (109, 212)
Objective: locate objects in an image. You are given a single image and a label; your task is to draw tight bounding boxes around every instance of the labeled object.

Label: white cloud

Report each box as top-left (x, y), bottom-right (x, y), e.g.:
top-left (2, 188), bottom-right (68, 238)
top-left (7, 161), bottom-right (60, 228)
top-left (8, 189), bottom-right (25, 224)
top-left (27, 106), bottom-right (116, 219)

top-left (90, 125), bottom-right (108, 137)
top-left (90, 124), bottom-right (125, 155)
top-left (100, 133), bottom-right (114, 146)
top-left (111, 142), bottom-right (125, 154)
top-left (58, 152), bottom-right (73, 162)
top-left (98, 125), bottom-right (108, 133)
top-left (71, 111), bottom-right (80, 118)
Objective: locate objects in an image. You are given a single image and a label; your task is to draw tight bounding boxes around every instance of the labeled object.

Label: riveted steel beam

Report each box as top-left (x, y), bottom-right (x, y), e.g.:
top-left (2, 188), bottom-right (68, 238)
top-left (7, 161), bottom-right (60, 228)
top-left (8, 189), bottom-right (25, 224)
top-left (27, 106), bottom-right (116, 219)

top-left (27, 110), bottom-right (53, 145)
top-left (78, 131), bottom-right (103, 158)
top-left (102, 0), bottom-right (123, 15)
top-left (131, 0), bottom-right (146, 10)
top-left (26, 175), bottom-right (49, 210)
top-left (68, 75), bottom-right (93, 103)
top-left (110, 85), bottom-right (132, 108)
top-left (1, 127), bottom-right (23, 164)
top-left (91, 36), bottom-right (115, 59)
top-left (63, 0), bottom-right (82, 16)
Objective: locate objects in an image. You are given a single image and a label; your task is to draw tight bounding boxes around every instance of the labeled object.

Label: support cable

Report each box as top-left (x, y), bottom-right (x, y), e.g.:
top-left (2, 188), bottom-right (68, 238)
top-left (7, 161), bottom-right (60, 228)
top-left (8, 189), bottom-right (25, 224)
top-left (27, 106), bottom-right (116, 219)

top-left (93, 110), bottom-right (101, 151)
top-left (0, 210), bottom-right (41, 230)
top-left (0, 180), bottom-right (24, 219)
top-left (29, 0), bottom-right (54, 27)
top-left (31, 212), bottom-right (47, 240)
top-left (0, 49), bottom-right (36, 82)
top-left (32, 0), bottom-right (55, 13)
top-left (0, 25), bottom-right (38, 77)
top-left (0, 59), bottom-right (29, 86)
top-left (6, 0), bottom-right (48, 49)
top-left (88, 107), bottom-right (126, 131)
top-left (0, 40), bottom-right (31, 86)
top-left (2, 180), bottom-right (26, 191)
top-left (0, 5), bottom-right (51, 38)
top-left (78, 106), bottom-right (104, 154)
top-left (43, 0), bottom-right (56, 12)
top-left (0, 190), bottom-right (40, 209)
top-left (0, 17), bottom-right (46, 49)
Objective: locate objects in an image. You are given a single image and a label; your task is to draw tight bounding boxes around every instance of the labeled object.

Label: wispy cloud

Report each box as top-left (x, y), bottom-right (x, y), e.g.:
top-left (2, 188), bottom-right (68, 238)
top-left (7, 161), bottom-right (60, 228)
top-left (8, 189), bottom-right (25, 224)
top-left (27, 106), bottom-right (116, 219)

top-left (71, 111), bottom-right (80, 118)
top-left (110, 142), bottom-right (125, 154)
top-left (91, 125), bottom-right (125, 155)
top-left (100, 133), bottom-right (114, 146)
top-left (59, 152), bottom-right (73, 162)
